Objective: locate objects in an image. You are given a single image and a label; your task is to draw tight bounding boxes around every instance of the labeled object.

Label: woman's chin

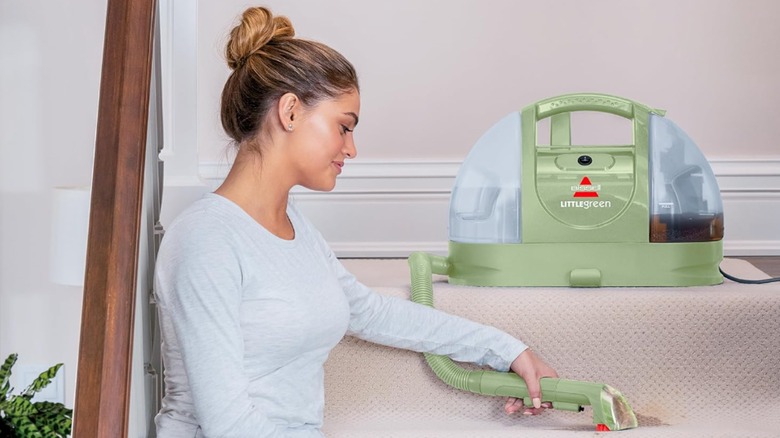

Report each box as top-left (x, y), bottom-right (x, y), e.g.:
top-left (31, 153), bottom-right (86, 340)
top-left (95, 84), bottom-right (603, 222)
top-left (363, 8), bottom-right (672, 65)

top-left (302, 179), bottom-right (337, 193)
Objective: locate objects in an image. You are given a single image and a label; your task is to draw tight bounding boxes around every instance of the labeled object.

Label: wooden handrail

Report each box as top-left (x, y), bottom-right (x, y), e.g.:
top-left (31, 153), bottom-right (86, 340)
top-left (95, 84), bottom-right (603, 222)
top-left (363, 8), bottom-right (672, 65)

top-left (73, 0), bottom-right (157, 436)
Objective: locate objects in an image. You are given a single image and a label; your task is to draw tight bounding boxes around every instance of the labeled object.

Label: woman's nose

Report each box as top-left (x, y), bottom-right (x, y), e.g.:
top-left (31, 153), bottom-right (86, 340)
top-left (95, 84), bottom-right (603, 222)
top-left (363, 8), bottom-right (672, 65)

top-left (345, 136), bottom-right (357, 159)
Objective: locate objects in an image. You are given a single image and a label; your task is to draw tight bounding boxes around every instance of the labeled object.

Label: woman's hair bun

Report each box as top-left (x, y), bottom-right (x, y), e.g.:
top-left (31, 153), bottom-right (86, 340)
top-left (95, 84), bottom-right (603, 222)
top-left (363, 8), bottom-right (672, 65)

top-left (226, 7), bottom-right (295, 70)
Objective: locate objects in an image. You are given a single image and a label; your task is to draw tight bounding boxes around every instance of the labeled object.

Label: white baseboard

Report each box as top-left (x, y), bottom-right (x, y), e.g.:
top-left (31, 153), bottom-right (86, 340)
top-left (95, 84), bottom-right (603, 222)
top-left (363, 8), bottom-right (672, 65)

top-left (194, 158), bottom-right (780, 257)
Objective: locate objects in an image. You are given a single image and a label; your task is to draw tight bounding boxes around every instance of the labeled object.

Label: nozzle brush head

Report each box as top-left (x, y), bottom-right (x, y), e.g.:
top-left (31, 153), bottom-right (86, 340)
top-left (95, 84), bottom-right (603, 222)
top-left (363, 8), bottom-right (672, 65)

top-left (598, 384), bottom-right (638, 431)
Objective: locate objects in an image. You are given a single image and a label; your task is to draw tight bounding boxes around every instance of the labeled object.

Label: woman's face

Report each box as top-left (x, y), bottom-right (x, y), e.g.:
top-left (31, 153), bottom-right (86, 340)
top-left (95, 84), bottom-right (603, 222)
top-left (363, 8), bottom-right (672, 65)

top-left (289, 90), bottom-right (360, 192)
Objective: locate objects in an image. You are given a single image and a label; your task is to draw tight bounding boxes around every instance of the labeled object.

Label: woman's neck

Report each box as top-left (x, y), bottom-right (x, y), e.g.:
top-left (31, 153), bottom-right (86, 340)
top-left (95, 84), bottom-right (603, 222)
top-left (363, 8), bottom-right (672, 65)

top-left (215, 147), bottom-right (296, 239)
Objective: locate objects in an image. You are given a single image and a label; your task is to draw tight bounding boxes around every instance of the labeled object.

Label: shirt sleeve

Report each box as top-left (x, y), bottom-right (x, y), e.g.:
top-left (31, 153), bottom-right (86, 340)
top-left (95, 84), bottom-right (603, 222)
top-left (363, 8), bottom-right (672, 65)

top-left (154, 220), bottom-right (285, 437)
top-left (310, 237), bottom-right (527, 372)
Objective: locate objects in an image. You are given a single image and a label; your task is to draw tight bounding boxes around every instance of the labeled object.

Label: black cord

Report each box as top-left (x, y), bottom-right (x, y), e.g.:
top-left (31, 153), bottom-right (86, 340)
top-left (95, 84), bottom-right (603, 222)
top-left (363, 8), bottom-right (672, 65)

top-left (719, 267), bottom-right (780, 284)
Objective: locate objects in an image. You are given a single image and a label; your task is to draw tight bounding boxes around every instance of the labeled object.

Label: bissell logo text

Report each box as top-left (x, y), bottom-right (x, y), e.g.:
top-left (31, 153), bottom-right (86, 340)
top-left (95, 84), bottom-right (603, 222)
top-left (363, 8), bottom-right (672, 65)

top-left (562, 176), bottom-right (612, 209)
top-left (571, 176), bottom-right (600, 198)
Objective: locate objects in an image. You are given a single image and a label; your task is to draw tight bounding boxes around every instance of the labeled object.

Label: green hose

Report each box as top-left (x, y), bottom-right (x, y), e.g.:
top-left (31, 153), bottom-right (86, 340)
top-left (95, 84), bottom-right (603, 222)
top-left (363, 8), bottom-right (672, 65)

top-left (407, 251), bottom-right (638, 431)
top-left (408, 252), bottom-right (481, 392)
top-left (408, 251), bottom-right (532, 396)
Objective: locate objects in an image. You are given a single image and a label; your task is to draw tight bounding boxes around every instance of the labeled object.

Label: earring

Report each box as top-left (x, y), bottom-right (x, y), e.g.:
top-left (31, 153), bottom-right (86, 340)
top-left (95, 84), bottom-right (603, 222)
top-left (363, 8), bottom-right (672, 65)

top-left (287, 123), bottom-right (293, 131)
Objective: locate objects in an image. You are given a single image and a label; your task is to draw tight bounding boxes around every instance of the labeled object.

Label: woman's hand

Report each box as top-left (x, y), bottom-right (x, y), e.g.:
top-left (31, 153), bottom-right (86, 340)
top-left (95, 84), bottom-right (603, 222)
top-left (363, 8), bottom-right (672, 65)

top-left (504, 349), bottom-right (558, 416)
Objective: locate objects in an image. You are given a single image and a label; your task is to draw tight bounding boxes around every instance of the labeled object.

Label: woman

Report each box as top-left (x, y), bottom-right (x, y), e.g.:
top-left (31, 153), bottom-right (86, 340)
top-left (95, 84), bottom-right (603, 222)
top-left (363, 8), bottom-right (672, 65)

top-left (154, 6), bottom-right (558, 437)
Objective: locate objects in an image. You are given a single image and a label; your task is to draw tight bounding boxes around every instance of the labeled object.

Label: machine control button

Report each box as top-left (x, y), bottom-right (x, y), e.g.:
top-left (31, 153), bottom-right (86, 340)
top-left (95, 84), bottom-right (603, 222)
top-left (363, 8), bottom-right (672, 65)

top-left (578, 155), bottom-right (593, 166)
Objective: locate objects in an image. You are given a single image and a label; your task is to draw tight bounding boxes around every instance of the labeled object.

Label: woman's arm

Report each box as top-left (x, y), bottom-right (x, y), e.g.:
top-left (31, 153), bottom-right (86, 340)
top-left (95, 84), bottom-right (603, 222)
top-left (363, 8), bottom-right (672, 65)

top-left (313, 237), bottom-right (526, 371)
top-left (331, 254), bottom-right (558, 415)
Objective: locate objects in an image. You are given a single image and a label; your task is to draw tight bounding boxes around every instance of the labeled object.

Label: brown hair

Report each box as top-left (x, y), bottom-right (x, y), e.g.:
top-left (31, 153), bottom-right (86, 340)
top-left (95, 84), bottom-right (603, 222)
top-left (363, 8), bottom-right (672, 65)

top-left (221, 6), bottom-right (359, 145)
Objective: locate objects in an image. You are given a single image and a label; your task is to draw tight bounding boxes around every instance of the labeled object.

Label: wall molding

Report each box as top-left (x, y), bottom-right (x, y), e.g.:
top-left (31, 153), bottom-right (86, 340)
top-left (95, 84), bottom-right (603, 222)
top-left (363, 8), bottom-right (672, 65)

top-left (158, 0), bottom-right (199, 184)
top-left (191, 158), bottom-right (780, 257)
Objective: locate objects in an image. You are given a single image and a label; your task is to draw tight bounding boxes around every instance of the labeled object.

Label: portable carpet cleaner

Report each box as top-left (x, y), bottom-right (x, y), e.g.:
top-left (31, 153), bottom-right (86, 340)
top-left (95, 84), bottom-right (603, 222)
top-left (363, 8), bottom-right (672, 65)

top-left (406, 92), bottom-right (733, 431)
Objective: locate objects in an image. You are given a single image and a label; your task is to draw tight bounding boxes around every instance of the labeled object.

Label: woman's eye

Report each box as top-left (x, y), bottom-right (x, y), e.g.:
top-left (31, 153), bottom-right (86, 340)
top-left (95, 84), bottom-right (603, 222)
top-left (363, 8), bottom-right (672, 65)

top-left (340, 125), bottom-right (353, 134)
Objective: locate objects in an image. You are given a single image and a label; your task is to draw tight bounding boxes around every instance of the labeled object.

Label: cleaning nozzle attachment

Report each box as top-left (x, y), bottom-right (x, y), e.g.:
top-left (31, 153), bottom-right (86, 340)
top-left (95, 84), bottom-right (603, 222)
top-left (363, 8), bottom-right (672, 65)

top-left (408, 252), bottom-right (639, 432)
top-left (475, 371), bottom-right (638, 431)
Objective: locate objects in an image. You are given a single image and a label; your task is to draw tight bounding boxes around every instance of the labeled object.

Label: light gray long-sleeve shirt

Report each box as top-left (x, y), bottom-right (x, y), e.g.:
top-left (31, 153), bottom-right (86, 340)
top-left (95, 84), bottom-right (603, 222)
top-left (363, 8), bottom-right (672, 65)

top-left (153, 193), bottom-right (527, 437)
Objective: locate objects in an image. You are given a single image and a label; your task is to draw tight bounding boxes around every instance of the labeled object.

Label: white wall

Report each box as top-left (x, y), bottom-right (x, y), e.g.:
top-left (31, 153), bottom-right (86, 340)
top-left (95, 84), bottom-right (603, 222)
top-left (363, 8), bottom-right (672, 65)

top-left (195, 0), bottom-right (780, 163)
top-left (0, 0), bottom-right (106, 409)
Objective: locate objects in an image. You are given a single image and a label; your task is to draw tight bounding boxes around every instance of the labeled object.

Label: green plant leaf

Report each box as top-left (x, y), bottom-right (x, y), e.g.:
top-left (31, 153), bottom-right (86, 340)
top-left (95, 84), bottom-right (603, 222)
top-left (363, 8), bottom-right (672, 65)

top-left (34, 423), bottom-right (58, 438)
top-left (32, 401), bottom-right (70, 416)
top-left (31, 417), bottom-right (70, 437)
top-left (6, 396), bottom-right (38, 417)
top-left (9, 415), bottom-right (44, 438)
top-left (22, 364), bottom-right (62, 398)
top-left (44, 415), bottom-right (71, 436)
top-left (0, 357), bottom-right (71, 437)
top-left (0, 353), bottom-right (18, 400)
top-left (0, 381), bottom-right (10, 403)
top-left (30, 402), bottom-right (72, 436)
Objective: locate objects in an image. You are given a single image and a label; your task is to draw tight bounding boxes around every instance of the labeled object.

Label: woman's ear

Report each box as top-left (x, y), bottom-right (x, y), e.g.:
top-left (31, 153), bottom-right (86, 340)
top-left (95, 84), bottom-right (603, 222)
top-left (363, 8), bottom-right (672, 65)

top-left (277, 93), bottom-right (299, 132)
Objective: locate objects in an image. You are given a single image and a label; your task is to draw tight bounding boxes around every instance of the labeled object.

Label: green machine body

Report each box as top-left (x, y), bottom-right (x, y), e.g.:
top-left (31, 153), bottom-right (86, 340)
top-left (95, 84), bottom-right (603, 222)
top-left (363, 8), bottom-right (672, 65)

top-left (447, 93), bottom-right (723, 287)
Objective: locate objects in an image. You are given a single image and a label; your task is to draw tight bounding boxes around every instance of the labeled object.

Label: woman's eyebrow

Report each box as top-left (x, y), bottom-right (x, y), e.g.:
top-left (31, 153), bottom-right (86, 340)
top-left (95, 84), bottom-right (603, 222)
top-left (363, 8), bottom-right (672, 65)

top-left (344, 112), bottom-right (359, 127)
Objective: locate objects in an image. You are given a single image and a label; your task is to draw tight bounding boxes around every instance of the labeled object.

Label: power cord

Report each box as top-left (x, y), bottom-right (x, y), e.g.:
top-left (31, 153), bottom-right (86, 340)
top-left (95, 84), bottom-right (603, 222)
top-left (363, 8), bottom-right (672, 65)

top-left (719, 267), bottom-right (780, 284)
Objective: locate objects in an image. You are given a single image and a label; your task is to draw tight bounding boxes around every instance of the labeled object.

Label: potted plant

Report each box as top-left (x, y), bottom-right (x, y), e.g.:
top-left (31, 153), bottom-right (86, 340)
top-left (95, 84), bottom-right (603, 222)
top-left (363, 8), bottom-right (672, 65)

top-left (0, 353), bottom-right (72, 437)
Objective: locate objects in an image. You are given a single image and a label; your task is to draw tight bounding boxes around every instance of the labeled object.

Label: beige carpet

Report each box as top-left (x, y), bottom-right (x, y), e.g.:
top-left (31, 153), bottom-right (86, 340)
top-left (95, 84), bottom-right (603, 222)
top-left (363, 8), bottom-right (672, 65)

top-left (323, 258), bottom-right (780, 437)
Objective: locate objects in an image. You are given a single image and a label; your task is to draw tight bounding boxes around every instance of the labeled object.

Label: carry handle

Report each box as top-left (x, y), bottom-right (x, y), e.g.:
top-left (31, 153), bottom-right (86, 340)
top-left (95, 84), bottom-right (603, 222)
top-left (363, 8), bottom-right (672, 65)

top-left (534, 93), bottom-right (664, 121)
